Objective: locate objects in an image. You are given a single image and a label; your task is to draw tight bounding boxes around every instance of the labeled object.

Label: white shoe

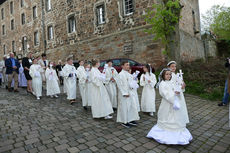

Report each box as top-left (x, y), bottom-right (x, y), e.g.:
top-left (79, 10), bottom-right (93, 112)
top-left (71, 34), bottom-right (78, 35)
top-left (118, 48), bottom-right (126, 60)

top-left (104, 115), bottom-right (113, 119)
top-left (149, 112), bottom-right (154, 116)
top-left (54, 95), bottom-right (58, 98)
top-left (37, 97), bottom-right (40, 100)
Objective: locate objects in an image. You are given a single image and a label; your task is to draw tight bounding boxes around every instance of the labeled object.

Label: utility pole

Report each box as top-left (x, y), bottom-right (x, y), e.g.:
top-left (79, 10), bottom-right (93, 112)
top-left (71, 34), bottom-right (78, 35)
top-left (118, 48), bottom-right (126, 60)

top-left (41, 0), bottom-right (46, 54)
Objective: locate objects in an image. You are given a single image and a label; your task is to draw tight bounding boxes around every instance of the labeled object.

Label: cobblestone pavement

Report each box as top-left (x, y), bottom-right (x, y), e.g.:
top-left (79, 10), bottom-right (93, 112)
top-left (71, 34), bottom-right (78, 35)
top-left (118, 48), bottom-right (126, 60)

top-left (0, 87), bottom-right (230, 153)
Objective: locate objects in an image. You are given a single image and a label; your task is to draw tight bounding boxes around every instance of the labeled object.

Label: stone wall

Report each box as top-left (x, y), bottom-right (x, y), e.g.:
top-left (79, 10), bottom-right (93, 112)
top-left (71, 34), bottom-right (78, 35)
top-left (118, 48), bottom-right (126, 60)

top-left (0, 0), bottom-right (204, 68)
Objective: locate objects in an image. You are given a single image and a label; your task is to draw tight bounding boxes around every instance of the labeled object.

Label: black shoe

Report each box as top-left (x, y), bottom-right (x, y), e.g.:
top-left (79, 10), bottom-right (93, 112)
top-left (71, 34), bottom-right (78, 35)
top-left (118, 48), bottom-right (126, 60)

top-left (218, 103), bottom-right (226, 106)
top-left (121, 123), bottom-right (131, 128)
top-left (83, 106), bottom-right (88, 110)
top-left (129, 121), bottom-right (137, 126)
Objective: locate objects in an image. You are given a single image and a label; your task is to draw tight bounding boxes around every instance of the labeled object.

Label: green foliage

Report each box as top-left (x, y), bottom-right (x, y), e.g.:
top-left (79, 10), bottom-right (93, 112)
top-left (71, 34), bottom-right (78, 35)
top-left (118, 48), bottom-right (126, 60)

top-left (202, 5), bottom-right (230, 41)
top-left (144, 0), bottom-right (182, 56)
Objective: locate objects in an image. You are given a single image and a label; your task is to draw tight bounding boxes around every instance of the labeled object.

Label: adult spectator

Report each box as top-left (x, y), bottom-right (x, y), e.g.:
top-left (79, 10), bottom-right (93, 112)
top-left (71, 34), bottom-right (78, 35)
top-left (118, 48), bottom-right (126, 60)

top-left (5, 52), bottom-right (20, 92)
top-left (22, 52), bottom-right (33, 93)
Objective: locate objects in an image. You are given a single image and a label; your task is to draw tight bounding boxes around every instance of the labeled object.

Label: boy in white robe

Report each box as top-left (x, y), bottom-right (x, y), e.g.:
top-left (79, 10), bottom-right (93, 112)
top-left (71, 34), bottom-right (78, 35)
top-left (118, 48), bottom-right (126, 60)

top-left (116, 60), bottom-right (140, 128)
top-left (104, 60), bottom-right (118, 109)
top-left (77, 60), bottom-right (88, 109)
top-left (147, 68), bottom-right (192, 145)
top-left (45, 62), bottom-right (60, 98)
top-left (140, 64), bottom-right (157, 116)
top-left (29, 58), bottom-right (43, 100)
top-left (89, 59), bottom-right (113, 119)
top-left (167, 61), bottom-right (189, 124)
top-left (62, 57), bottom-right (78, 104)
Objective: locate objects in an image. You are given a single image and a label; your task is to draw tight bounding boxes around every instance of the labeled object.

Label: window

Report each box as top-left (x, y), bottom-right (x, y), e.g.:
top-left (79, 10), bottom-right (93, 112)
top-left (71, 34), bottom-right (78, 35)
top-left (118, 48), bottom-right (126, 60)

top-left (3, 44), bottom-right (6, 54)
top-left (12, 41), bottom-right (15, 52)
top-left (123, 0), bottom-right (134, 15)
top-left (68, 15), bottom-right (76, 33)
top-left (1, 8), bottom-right (4, 20)
top-left (21, 0), bottom-right (24, 8)
top-left (47, 25), bottom-right (53, 40)
top-left (113, 59), bottom-right (121, 66)
top-left (34, 31), bottom-right (39, 46)
top-left (33, 6), bottom-right (37, 19)
top-left (10, 1), bottom-right (13, 14)
top-left (11, 19), bottom-right (14, 30)
top-left (2, 25), bottom-right (5, 35)
top-left (21, 13), bottom-right (25, 25)
top-left (22, 36), bottom-right (27, 52)
top-left (96, 4), bottom-right (105, 25)
top-left (128, 60), bottom-right (138, 66)
top-left (46, 0), bottom-right (51, 11)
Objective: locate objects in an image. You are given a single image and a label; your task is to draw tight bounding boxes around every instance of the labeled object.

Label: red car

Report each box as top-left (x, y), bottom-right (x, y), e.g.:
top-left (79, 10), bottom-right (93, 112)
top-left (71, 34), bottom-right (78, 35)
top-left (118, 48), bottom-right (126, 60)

top-left (99, 58), bottom-right (144, 76)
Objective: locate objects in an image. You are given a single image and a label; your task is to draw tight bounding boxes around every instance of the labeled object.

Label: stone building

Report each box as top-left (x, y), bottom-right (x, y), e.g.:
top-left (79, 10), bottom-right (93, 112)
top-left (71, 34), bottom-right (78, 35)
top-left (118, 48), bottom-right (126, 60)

top-left (0, 0), bottom-right (204, 67)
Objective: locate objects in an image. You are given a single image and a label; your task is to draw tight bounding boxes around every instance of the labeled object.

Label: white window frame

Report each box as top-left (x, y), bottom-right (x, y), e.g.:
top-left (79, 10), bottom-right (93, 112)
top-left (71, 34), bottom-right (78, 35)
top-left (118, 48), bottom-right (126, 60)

top-left (34, 31), bottom-right (39, 46)
top-left (33, 6), bottom-right (37, 19)
top-left (123, 0), bottom-right (134, 16)
top-left (10, 1), bottom-right (14, 14)
top-left (2, 24), bottom-right (5, 35)
top-left (68, 15), bottom-right (76, 33)
top-left (47, 25), bottom-right (54, 40)
top-left (96, 4), bottom-right (105, 25)
top-left (46, 0), bottom-right (52, 12)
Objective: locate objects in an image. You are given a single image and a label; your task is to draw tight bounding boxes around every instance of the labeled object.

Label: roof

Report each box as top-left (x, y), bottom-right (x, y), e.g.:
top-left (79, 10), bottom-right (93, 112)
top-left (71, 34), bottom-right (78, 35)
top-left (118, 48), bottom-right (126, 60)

top-left (0, 0), bottom-right (7, 5)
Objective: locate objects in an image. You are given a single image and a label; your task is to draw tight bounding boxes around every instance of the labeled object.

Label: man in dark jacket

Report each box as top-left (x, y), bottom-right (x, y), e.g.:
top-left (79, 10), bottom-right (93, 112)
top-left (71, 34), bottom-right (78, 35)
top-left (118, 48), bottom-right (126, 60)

top-left (5, 52), bottom-right (20, 92)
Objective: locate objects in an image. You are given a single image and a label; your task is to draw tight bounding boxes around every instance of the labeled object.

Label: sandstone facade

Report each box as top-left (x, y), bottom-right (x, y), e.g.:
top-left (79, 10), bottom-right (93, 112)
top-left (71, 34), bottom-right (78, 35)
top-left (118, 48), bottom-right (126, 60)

top-left (0, 0), bottom-right (204, 67)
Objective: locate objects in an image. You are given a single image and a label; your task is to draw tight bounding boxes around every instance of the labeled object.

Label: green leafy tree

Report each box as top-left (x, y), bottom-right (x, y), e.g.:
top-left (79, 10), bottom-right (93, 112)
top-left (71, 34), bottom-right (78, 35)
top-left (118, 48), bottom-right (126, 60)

top-left (144, 0), bottom-right (182, 57)
top-left (202, 5), bottom-right (230, 41)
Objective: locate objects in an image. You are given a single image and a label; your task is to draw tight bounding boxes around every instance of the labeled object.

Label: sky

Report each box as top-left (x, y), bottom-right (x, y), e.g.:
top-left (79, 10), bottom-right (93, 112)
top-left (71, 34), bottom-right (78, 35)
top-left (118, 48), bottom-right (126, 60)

top-left (199, 0), bottom-right (230, 15)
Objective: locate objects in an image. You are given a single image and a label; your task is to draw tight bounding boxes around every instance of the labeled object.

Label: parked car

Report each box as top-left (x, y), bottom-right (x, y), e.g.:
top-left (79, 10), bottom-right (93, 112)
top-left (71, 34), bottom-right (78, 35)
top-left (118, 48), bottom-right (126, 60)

top-left (99, 58), bottom-right (144, 77)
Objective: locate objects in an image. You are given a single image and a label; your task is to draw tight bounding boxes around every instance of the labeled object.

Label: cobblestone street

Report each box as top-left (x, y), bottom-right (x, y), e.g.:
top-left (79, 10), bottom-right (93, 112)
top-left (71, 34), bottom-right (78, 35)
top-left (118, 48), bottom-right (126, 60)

top-left (0, 87), bottom-right (230, 153)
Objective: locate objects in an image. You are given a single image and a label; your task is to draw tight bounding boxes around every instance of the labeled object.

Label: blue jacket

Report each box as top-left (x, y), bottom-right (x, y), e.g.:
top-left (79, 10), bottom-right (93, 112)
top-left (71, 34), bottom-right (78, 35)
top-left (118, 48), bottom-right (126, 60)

top-left (5, 58), bottom-right (20, 74)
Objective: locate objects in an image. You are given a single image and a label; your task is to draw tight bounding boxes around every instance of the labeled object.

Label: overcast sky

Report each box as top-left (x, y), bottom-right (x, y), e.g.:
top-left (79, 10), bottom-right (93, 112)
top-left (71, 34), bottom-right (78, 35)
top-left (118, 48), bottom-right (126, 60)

top-left (199, 0), bottom-right (230, 15)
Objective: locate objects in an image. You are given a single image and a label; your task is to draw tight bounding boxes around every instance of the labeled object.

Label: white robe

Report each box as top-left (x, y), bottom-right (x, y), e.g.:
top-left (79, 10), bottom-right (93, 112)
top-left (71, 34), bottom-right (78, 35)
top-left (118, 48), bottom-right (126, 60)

top-left (140, 72), bottom-right (157, 112)
top-left (77, 66), bottom-right (87, 106)
top-left (116, 70), bottom-right (140, 124)
top-left (89, 67), bottom-right (114, 118)
top-left (171, 72), bottom-right (189, 124)
top-left (29, 64), bottom-right (43, 97)
top-left (147, 80), bottom-right (192, 145)
top-left (45, 68), bottom-right (60, 96)
top-left (38, 59), bottom-right (49, 81)
top-left (18, 64), bottom-right (27, 87)
top-left (62, 64), bottom-right (77, 100)
top-left (129, 74), bottom-right (140, 112)
top-left (0, 60), bottom-right (6, 83)
top-left (85, 70), bottom-right (92, 107)
top-left (104, 67), bottom-right (118, 108)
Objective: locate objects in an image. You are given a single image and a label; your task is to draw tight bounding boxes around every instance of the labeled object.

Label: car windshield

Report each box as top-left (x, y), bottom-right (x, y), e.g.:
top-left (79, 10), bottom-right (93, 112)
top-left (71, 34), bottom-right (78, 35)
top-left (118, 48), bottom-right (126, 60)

top-left (113, 59), bottom-right (120, 66)
top-left (128, 60), bottom-right (138, 66)
top-left (100, 61), bottom-right (105, 67)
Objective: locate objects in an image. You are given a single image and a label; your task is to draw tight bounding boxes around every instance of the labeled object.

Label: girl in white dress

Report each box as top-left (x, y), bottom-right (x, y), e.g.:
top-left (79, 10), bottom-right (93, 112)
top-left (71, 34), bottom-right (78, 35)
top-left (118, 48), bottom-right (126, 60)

top-left (45, 61), bottom-right (60, 98)
top-left (167, 61), bottom-right (189, 124)
top-left (18, 60), bottom-right (27, 87)
top-left (89, 59), bottom-right (114, 119)
top-left (147, 68), bottom-right (192, 145)
top-left (29, 58), bottom-right (43, 100)
top-left (140, 64), bottom-right (157, 116)
top-left (104, 60), bottom-right (118, 109)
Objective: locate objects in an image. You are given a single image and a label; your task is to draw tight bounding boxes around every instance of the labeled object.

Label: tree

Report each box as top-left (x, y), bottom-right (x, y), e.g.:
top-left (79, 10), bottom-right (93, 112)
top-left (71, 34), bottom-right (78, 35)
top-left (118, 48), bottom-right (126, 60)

top-left (202, 5), bottom-right (230, 41)
top-left (144, 0), bottom-right (182, 58)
